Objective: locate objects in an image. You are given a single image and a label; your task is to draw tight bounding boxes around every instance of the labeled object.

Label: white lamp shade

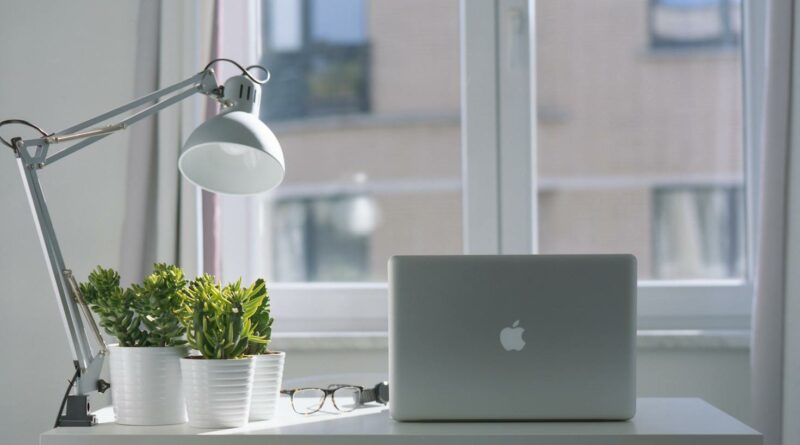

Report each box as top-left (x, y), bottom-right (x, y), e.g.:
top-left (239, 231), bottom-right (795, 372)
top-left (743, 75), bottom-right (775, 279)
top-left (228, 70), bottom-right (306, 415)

top-left (179, 111), bottom-right (285, 195)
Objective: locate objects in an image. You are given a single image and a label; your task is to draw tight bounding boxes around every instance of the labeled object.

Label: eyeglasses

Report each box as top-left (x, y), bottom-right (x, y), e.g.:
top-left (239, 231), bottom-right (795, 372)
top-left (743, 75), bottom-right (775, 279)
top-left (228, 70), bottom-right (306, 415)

top-left (281, 384), bottom-right (364, 414)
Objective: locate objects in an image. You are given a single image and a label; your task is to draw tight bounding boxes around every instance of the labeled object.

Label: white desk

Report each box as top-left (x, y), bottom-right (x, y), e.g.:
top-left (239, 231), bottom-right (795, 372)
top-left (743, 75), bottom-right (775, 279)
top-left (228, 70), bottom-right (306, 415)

top-left (41, 398), bottom-right (761, 445)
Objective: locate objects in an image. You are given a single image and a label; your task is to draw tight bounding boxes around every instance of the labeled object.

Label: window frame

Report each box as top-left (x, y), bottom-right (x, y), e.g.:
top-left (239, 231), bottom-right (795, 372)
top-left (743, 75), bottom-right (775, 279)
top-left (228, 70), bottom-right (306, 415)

top-left (248, 0), bottom-right (760, 334)
top-left (462, 0), bottom-right (756, 332)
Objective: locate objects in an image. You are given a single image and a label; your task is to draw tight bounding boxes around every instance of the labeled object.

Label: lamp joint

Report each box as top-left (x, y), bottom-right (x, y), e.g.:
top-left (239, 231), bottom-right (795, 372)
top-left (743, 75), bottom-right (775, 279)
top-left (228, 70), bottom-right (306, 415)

top-left (96, 379), bottom-right (110, 393)
top-left (10, 137), bottom-right (23, 155)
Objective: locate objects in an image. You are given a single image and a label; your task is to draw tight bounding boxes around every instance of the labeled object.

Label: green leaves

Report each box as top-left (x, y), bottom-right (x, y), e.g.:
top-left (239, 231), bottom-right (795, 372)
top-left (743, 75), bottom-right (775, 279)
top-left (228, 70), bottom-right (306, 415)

top-left (131, 263), bottom-right (188, 347)
top-left (245, 279), bottom-right (273, 355)
top-left (178, 275), bottom-right (271, 359)
top-left (79, 264), bottom-right (188, 347)
top-left (81, 265), bottom-right (274, 357)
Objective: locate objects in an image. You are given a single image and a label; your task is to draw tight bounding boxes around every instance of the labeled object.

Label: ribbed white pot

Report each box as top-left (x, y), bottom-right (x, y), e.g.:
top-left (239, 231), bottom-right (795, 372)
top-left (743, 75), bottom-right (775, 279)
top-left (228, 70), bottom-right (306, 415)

top-left (180, 356), bottom-right (255, 428)
top-left (108, 345), bottom-right (188, 425)
top-left (249, 352), bottom-right (286, 421)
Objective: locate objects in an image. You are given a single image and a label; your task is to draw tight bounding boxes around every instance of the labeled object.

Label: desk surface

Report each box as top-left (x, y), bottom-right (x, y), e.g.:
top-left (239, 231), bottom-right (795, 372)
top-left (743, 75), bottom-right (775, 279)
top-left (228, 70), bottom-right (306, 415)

top-left (41, 397), bottom-right (761, 445)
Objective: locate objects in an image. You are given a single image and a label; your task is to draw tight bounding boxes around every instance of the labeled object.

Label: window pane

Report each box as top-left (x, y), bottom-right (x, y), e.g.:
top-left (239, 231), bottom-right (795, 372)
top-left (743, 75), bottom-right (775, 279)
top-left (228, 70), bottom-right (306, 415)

top-left (260, 0), bottom-right (462, 282)
top-left (536, 0), bottom-right (745, 280)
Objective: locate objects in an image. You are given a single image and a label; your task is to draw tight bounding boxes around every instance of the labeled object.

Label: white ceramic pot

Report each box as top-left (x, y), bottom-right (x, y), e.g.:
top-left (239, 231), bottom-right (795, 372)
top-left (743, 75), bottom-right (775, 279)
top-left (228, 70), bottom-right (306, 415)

top-left (180, 356), bottom-right (256, 428)
top-left (108, 345), bottom-right (188, 425)
top-left (249, 352), bottom-right (286, 421)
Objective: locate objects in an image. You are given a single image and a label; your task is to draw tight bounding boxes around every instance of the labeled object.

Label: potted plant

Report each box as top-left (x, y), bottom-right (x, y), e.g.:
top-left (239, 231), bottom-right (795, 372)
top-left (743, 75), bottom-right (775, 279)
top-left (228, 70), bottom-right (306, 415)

top-left (80, 264), bottom-right (189, 425)
top-left (178, 275), bottom-right (266, 428)
top-left (244, 279), bottom-right (285, 421)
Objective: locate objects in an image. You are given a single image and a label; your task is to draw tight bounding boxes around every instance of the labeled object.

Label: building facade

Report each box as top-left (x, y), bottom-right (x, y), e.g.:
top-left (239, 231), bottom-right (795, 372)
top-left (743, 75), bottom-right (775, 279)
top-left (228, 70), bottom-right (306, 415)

top-left (257, 0), bottom-right (744, 282)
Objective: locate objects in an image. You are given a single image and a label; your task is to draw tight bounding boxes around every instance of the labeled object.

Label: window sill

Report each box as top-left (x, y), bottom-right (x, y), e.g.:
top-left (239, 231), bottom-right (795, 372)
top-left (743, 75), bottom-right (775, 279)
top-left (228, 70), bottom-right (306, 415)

top-left (271, 331), bottom-right (388, 352)
top-left (270, 330), bottom-right (750, 352)
top-left (636, 329), bottom-right (750, 350)
top-left (639, 45), bottom-right (740, 60)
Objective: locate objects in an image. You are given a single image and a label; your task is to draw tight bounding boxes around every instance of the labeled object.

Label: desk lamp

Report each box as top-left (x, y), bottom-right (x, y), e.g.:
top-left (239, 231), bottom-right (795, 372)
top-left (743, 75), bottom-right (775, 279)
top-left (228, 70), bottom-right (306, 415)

top-left (0, 59), bottom-right (285, 426)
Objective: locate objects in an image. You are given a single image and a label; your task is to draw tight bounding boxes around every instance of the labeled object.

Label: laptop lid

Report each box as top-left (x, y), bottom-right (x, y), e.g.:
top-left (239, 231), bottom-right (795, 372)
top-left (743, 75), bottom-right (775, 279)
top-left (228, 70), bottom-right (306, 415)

top-left (389, 254), bottom-right (636, 421)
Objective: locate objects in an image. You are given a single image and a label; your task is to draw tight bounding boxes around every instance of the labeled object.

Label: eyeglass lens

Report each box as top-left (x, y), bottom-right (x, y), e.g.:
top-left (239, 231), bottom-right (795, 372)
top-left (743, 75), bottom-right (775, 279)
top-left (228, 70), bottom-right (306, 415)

top-left (332, 386), bottom-right (361, 412)
top-left (291, 388), bottom-right (326, 414)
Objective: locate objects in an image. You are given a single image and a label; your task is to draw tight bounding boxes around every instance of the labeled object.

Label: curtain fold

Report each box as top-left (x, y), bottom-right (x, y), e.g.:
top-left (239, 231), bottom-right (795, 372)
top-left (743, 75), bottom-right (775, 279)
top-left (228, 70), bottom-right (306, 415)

top-left (120, 0), bottom-right (212, 283)
top-left (120, 0), bottom-right (263, 284)
top-left (202, 0), bottom-right (223, 279)
top-left (120, 0), bottom-right (161, 284)
top-left (752, 1), bottom-right (800, 444)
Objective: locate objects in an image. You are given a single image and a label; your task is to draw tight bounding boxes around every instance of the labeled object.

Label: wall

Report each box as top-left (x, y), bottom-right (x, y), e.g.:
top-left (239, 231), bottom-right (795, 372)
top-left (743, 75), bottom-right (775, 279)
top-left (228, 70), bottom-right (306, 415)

top-left (638, 345), bottom-right (751, 423)
top-left (0, 1), bottom-right (138, 444)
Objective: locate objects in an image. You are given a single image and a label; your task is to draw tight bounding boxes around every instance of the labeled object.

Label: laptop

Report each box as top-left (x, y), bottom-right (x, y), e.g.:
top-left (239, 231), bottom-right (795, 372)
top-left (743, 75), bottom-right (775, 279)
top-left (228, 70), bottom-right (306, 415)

top-left (389, 254), bottom-right (636, 421)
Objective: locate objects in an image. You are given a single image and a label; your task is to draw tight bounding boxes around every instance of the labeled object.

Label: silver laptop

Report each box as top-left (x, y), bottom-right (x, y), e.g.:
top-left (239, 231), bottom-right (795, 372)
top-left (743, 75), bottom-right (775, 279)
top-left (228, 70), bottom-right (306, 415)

top-left (389, 254), bottom-right (636, 421)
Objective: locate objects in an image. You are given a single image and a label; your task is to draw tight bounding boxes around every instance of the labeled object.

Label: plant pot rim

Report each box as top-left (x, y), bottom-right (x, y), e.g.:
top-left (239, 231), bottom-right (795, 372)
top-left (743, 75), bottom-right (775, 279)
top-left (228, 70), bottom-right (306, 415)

top-left (255, 350), bottom-right (285, 356)
top-left (181, 355), bottom-right (255, 360)
top-left (109, 343), bottom-right (189, 349)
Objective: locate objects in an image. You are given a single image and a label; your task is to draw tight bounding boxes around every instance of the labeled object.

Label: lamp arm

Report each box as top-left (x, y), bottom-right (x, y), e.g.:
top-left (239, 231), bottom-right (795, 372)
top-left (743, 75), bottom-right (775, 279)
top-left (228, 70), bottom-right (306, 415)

top-left (14, 68), bottom-right (220, 167)
top-left (15, 157), bottom-right (104, 394)
top-left (9, 68), bottom-right (221, 406)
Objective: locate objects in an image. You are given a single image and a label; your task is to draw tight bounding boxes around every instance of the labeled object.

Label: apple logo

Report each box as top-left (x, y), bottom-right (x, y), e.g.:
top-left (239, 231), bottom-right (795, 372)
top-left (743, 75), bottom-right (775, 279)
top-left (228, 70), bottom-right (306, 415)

top-left (500, 320), bottom-right (526, 351)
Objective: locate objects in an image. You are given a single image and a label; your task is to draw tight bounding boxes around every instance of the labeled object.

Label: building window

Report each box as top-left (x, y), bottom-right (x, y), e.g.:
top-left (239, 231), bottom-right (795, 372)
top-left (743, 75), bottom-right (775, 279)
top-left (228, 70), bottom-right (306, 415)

top-left (272, 193), bottom-right (378, 282)
top-left (649, 0), bottom-right (742, 49)
top-left (653, 186), bottom-right (745, 279)
top-left (261, 0), bottom-right (370, 121)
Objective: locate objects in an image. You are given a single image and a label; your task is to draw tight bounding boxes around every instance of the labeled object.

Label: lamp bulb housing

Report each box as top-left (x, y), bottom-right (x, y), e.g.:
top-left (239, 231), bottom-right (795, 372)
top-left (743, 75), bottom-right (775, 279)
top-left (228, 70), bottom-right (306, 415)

top-left (178, 75), bottom-right (285, 195)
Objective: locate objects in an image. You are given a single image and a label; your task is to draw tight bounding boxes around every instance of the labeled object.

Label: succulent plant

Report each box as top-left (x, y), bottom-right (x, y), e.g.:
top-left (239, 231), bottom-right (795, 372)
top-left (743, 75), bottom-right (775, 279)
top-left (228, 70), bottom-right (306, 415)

top-left (245, 279), bottom-right (273, 355)
top-left (179, 275), bottom-right (267, 359)
top-left (80, 264), bottom-right (188, 347)
top-left (131, 263), bottom-right (188, 347)
top-left (80, 267), bottom-right (144, 346)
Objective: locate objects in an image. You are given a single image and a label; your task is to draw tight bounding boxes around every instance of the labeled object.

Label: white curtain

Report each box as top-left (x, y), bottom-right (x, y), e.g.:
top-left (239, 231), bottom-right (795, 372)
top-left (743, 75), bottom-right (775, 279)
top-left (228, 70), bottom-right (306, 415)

top-left (120, 0), bottom-right (213, 283)
top-left (751, 1), bottom-right (800, 444)
top-left (215, 0), bottom-right (268, 285)
top-left (120, 0), bottom-right (264, 285)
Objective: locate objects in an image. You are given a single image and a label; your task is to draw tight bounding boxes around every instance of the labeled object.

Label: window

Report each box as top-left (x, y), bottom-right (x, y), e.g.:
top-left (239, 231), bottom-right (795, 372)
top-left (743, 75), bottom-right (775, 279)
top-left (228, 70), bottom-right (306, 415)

top-left (220, 0), bottom-right (756, 333)
top-left (649, 0), bottom-right (742, 49)
top-left (273, 193), bottom-right (374, 282)
top-left (261, 0), bottom-right (370, 120)
top-left (653, 186), bottom-right (745, 279)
